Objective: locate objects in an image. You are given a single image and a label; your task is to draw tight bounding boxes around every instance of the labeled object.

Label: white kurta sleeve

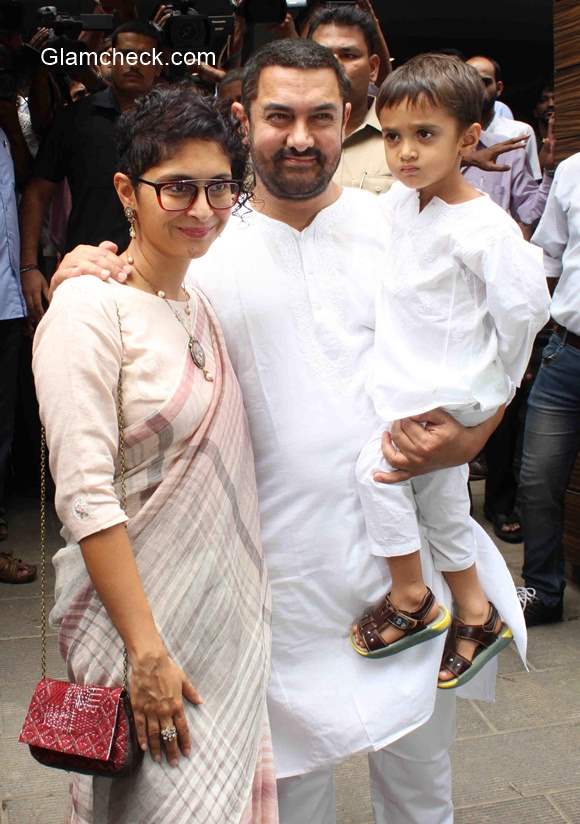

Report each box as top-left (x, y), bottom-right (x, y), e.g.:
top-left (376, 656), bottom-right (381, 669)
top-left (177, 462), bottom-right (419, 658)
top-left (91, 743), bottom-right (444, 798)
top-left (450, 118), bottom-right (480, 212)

top-left (458, 222), bottom-right (551, 388)
top-left (531, 166), bottom-right (568, 279)
top-left (32, 276), bottom-right (128, 543)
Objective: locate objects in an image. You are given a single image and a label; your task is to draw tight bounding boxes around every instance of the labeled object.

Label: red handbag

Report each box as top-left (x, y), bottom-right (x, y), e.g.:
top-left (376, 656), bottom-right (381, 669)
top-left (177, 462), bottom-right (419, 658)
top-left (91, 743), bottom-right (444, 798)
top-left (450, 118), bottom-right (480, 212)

top-left (19, 678), bottom-right (142, 776)
top-left (19, 344), bottom-right (143, 777)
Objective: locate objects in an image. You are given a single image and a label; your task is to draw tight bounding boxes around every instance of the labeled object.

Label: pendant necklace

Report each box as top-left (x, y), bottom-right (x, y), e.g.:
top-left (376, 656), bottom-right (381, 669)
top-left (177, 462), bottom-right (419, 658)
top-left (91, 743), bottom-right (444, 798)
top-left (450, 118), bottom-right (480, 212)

top-left (126, 254), bottom-right (213, 382)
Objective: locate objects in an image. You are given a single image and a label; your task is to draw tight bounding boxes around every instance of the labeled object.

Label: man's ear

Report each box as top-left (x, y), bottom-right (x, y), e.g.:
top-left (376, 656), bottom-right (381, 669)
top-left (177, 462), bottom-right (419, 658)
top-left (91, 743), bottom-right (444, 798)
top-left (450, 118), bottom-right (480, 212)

top-left (232, 101), bottom-right (250, 136)
top-left (496, 80), bottom-right (504, 98)
top-left (342, 101), bottom-right (352, 136)
top-left (369, 54), bottom-right (380, 85)
top-left (460, 122), bottom-right (481, 157)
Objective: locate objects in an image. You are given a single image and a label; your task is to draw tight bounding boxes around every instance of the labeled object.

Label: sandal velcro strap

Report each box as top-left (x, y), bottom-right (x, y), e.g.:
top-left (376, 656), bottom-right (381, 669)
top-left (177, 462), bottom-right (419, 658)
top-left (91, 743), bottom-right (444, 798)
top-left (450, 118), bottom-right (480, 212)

top-left (441, 649), bottom-right (471, 677)
top-left (440, 603), bottom-right (504, 680)
top-left (357, 588), bottom-right (436, 653)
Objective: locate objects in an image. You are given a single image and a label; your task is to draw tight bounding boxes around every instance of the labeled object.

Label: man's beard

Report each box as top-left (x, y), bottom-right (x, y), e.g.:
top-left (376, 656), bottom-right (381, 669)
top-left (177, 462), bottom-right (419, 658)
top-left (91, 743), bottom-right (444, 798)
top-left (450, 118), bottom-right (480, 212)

top-left (251, 141), bottom-right (342, 201)
top-left (482, 92), bottom-right (497, 120)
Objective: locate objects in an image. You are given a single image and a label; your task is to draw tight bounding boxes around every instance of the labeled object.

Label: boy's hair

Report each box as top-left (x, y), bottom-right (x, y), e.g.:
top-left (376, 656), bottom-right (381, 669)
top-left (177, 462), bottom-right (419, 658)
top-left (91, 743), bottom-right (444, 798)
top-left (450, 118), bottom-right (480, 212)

top-left (307, 5), bottom-right (377, 56)
top-left (376, 53), bottom-right (484, 128)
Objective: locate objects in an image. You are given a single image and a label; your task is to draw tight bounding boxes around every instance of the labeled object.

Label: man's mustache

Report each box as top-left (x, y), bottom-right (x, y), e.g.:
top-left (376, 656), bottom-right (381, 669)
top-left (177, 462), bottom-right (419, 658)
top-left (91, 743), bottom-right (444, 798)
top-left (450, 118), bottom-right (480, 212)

top-left (274, 148), bottom-right (324, 163)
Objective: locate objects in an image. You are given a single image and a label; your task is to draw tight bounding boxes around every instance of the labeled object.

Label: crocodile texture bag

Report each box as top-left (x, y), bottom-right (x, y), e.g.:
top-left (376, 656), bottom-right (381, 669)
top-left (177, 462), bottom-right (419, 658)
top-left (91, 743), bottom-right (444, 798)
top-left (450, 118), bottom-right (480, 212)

top-left (19, 678), bottom-right (142, 776)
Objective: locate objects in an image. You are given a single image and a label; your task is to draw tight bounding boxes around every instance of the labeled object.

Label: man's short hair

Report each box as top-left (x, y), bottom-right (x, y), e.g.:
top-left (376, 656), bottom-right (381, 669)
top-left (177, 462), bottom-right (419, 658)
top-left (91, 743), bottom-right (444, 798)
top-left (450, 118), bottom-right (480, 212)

top-left (241, 38), bottom-right (351, 113)
top-left (307, 5), bottom-right (377, 56)
top-left (376, 53), bottom-right (484, 128)
top-left (111, 21), bottom-right (162, 49)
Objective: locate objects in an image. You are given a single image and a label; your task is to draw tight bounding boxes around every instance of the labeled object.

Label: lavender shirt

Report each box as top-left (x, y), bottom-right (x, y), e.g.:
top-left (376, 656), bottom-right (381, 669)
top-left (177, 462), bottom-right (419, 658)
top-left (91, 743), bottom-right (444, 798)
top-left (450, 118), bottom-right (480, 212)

top-left (464, 133), bottom-right (552, 226)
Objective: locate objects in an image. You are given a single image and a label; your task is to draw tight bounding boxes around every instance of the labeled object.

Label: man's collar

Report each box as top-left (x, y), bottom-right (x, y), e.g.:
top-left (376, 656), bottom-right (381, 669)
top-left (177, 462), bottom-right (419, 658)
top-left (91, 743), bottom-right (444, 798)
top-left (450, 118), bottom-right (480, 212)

top-left (345, 98), bottom-right (382, 141)
top-left (90, 86), bottom-right (121, 113)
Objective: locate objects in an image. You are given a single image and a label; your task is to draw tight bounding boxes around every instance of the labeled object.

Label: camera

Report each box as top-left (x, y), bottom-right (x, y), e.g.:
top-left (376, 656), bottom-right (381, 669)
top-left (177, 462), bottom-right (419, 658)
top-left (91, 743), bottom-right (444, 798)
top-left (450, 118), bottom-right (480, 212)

top-left (138, 0), bottom-right (235, 52)
top-left (36, 5), bottom-right (116, 38)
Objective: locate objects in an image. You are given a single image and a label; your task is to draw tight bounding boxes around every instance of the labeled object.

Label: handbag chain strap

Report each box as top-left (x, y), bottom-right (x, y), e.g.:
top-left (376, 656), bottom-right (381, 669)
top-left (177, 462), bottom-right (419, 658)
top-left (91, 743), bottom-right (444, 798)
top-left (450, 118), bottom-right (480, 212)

top-left (39, 302), bottom-right (129, 690)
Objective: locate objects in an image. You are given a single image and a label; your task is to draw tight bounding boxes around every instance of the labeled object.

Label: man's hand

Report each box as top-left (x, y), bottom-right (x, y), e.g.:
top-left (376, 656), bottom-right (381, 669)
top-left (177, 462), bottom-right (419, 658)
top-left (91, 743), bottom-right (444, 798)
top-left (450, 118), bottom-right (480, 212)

top-left (467, 134), bottom-right (529, 172)
top-left (374, 407), bottom-right (505, 484)
top-left (49, 241), bottom-right (133, 299)
top-left (539, 113), bottom-right (556, 172)
top-left (27, 27), bottom-right (50, 51)
top-left (151, 3), bottom-right (171, 29)
top-left (21, 267), bottom-right (50, 327)
top-left (267, 13), bottom-right (298, 39)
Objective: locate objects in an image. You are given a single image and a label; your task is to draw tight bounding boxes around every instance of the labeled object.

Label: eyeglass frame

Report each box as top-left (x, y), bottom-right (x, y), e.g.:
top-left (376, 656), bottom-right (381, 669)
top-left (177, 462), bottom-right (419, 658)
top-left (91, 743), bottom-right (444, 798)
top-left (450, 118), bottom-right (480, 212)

top-left (133, 177), bottom-right (243, 211)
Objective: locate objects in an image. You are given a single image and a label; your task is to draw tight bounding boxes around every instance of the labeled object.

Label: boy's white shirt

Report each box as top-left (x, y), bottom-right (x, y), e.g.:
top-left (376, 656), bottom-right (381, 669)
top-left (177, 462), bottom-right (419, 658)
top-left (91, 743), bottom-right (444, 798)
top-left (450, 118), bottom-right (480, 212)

top-left (370, 182), bottom-right (550, 424)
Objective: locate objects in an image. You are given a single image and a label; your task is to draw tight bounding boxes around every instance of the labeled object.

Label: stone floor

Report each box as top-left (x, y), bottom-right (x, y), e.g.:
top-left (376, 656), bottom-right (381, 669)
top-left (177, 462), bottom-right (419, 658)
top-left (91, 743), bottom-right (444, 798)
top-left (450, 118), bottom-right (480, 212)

top-left (1, 483), bottom-right (580, 823)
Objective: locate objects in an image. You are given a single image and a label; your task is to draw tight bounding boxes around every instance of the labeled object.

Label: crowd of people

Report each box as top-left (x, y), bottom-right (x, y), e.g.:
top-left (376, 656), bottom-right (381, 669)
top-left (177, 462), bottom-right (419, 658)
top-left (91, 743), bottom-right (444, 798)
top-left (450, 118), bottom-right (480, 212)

top-left (0, 1), bottom-right (577, 822)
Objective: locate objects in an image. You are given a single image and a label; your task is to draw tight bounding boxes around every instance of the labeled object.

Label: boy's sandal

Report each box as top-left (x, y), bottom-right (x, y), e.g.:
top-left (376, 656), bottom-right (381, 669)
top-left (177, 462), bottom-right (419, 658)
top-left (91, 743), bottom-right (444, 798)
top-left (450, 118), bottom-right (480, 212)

top-left (437, 602), bottom-right (513, 689)
top-left (351, 587), bottom-right (451, 659)
top-left (0, 552), bottom-right (37, 584)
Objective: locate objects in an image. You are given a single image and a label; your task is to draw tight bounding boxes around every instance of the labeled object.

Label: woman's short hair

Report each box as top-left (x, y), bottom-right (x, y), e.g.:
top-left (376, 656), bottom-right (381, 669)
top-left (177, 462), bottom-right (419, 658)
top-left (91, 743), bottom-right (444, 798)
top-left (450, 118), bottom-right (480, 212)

top-left (377, 53), bottom-right (484, 128)
top-left (116, 85), bottom-right (250, 200)
top-left (242, 38), bottom-right (350, 113)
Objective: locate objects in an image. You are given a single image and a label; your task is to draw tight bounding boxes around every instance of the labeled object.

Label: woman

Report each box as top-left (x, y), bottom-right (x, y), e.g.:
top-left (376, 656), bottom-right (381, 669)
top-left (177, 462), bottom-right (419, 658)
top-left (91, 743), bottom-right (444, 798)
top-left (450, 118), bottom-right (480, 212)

top-left (32, 87), bottom-right (277, 824)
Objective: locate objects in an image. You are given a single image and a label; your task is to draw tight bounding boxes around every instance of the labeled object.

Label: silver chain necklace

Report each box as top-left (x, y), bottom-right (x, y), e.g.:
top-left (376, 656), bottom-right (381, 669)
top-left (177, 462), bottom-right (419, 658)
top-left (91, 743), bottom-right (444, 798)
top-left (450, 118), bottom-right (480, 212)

top-left (126, 255), bottom-right (213, 382)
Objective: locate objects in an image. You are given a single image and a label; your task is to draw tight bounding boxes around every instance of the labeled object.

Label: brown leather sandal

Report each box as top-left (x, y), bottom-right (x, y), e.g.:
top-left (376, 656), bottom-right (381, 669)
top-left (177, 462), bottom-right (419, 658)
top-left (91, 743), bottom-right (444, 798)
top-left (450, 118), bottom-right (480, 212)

top-left (351, 587), bottom-right (451, 659)
top-left (437, 602), bottom-right (513, 689)
top-left (0, 552), bottom-right (37, 584)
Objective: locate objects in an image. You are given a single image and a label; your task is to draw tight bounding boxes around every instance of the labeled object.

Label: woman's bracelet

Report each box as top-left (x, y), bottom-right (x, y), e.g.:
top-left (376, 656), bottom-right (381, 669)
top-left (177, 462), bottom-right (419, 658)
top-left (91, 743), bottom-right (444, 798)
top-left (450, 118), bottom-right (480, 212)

top-left (20, 264), bottom-right (39, 273)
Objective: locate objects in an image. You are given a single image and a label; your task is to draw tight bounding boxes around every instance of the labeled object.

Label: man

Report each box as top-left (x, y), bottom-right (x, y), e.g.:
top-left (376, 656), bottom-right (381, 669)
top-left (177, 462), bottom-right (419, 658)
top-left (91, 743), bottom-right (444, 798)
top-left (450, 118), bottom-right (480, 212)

top-left (533, 83), bottom-right (555, 145)
top-left (0, 128), bottom-right (36, 580)
top-left (51, 40), bottom-right (525, 823)
top-left (467, 55), bottom-right (542, 180)
top-left (19, 21), bottom-right (162, 325)
top-left (519, 152), bottom-right (580, 626)
top-left (308, 5), bottom-right (393, 194)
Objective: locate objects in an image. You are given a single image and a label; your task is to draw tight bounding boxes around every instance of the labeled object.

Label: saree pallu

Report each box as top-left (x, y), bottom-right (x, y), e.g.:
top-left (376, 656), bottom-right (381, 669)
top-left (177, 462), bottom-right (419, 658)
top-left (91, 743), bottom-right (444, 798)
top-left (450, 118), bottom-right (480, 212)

top-left (49, 290), bottom-right (276, 824)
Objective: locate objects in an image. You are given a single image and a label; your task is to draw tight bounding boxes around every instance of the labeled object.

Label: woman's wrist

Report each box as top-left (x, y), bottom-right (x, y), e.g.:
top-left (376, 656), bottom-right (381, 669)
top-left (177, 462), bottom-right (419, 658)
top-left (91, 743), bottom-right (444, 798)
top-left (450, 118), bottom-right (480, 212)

top-left (125, 629), bottom-right (166, 664)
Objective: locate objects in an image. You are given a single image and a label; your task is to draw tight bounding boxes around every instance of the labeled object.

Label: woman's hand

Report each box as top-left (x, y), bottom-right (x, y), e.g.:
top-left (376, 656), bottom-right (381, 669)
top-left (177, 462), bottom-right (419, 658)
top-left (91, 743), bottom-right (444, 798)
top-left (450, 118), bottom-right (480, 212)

top-left (374, 406), bottom-right (505, 483)
top-left (130, 646), bottom-right (203, 767)
top-left (49, 240), bottom-right (133, 298)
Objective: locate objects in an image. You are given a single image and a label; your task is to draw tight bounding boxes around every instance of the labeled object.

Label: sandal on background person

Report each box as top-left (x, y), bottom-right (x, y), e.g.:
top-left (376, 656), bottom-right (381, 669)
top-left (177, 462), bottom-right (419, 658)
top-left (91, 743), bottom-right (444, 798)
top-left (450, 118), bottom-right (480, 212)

top-left (437, 602), bottom-right (513, 689)
top-left (0, 552), bottom-right (37, 584)
top-left (484, 507), bottom-right (523, 544)
top-left (351, 587), bottom-right (451, 659)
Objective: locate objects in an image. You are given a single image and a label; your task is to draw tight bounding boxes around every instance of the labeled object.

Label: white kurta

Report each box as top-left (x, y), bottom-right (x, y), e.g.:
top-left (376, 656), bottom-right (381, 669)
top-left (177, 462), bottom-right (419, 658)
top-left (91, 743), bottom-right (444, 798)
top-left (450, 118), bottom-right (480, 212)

top-left (188, 188), bottom-right (527, 779)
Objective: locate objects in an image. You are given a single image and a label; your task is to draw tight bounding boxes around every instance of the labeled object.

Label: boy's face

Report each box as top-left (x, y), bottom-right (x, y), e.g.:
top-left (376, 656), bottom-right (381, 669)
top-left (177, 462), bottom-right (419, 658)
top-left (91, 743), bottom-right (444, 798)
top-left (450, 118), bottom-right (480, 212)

top-left (378, 97), bottom-right (478, 193)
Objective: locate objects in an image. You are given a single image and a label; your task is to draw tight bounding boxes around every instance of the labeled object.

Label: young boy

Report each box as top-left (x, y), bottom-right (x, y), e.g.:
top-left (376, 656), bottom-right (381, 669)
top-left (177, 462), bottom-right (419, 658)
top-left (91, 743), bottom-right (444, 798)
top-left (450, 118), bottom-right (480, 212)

top-left (351, 54), bottom-right (550, 688)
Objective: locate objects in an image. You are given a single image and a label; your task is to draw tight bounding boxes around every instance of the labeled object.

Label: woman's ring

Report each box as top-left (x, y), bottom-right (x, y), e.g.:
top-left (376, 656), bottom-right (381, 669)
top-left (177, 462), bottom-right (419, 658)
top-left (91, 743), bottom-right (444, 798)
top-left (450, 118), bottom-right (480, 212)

top-left (160, 725), bottom-right (177, 743)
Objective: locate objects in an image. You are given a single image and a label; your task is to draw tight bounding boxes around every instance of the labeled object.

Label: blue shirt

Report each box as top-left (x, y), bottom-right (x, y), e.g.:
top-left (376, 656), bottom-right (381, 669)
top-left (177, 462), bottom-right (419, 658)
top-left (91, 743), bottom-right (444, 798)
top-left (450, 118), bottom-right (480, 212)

top-left (0, 128), bottom-right (26, 320)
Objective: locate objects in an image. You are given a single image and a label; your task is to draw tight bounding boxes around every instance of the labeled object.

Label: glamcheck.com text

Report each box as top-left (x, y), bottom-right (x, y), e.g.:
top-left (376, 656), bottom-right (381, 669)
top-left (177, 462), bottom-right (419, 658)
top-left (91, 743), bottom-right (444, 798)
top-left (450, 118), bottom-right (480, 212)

top-left (41, 47), bottom-right (216, 68)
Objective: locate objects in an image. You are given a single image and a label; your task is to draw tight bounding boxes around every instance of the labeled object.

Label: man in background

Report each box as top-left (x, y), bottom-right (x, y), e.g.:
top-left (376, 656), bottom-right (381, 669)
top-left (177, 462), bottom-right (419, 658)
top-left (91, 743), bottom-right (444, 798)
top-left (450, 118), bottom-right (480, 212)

top-left (309, 5), bottom-right (393, 194)
top-left (19, 21), bottom-right (161, 325)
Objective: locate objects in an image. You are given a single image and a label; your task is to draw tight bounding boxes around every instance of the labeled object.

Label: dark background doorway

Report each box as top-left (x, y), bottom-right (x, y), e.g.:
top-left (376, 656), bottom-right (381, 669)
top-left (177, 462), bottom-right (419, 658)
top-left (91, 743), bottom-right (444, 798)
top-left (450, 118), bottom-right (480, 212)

top-left (374, 0), bottom-right (554, 122)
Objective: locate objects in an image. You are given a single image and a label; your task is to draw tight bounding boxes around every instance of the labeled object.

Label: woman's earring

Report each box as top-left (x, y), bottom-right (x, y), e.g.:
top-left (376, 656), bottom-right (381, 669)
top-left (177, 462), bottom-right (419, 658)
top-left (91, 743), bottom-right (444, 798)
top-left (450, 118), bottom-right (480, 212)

top-left (124, 206), bottom-right (136, 239)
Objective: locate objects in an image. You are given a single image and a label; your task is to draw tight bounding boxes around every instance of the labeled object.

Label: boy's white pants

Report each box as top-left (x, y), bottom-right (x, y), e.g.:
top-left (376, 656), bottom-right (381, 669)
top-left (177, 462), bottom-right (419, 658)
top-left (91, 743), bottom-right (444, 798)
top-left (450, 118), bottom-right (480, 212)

top-left (277, 692), bottom-right (456, 824)
top-left (357, 430), bottom-right (476, 572)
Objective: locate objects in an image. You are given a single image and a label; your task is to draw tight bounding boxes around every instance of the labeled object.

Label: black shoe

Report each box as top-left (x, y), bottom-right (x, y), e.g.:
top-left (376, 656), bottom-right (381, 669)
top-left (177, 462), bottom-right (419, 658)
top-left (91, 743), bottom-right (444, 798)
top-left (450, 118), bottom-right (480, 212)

top-left (517, 587), bottom-right (563, 627)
